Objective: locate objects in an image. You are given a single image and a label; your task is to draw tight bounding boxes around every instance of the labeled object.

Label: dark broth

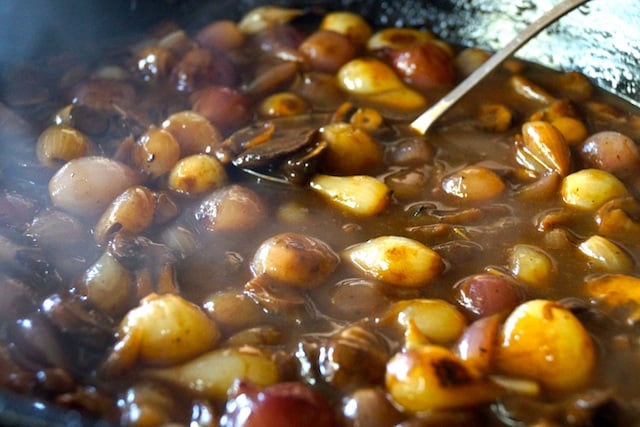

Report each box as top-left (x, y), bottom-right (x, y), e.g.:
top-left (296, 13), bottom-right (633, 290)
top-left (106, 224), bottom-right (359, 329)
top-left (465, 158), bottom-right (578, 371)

top-left (2, 7), bottom-right (640, 427)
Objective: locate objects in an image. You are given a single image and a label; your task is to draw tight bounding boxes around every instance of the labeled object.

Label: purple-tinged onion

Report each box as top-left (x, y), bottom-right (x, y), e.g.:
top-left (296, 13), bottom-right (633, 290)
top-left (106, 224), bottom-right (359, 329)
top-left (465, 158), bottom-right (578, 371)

top-left (454, 313), bottom-right (502, 373)
top-left (220, 381), bottom-right (336, 427)
top-left (579, 131), bottom-right (640, 178)
top-left (49, 156), bottom-right (141, 218)
top-left (454, 273), bottom-right (525, 319)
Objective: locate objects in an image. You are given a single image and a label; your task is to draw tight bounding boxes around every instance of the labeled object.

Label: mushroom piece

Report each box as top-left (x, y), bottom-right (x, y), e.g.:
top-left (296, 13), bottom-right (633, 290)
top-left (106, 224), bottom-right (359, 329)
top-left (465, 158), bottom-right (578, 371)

top-left (9, 312), bottom-right (71, 370)
top-left (0, 231), bottom-right (62, 291)
top-left (220, 115), bottom-right (330, 184)
top-left (40, 293), bottom-right (115, 351)
top-left (318, 325), bottom-right (389, 388)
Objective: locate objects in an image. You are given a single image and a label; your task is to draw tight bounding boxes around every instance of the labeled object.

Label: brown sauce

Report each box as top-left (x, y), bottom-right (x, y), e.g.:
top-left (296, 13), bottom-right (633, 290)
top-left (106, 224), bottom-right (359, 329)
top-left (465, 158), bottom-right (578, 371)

top-left (1, 6), bottom-right (640, 427)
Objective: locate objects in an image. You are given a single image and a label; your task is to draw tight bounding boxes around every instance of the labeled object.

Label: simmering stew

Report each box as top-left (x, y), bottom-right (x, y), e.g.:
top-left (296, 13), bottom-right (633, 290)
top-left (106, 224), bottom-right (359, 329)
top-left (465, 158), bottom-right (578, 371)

top-left (1, 5), bottom-right (640, 426)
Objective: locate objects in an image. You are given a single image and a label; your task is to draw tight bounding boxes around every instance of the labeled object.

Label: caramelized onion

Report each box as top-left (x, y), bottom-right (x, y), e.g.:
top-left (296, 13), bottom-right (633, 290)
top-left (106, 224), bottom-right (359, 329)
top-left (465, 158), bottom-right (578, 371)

top-left (250, 232), bottom-right (339, 288)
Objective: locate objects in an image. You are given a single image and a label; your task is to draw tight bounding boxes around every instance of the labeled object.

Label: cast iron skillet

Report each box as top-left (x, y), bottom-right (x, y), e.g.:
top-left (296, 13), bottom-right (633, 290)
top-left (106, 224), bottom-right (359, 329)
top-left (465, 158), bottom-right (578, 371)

top-left (0, 0), bottom-right (638, 425)
top-left (2, 0), bottom-right (638, 105)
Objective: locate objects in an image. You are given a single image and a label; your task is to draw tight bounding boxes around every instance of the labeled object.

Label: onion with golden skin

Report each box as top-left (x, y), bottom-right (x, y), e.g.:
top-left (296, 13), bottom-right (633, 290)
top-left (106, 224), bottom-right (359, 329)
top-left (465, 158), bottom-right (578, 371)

top-left (508, 244), bottom-right (556, 289)
top-left (167, 154), bottom-right (228, 196)
top-left (509, 75), bottom-right (556, 104)
top-left (131, 127), bottom-right (181, 179)
top-left (203, 289), bottom-right (266, 332)
top-left (495, 299), bottom-right (596, 392)
top-left (578, 235), bottom-right (634, 273)
top-left (337, 58), bottom-right (427, 112)
top-left (516, 120), bottom-right (571, 176)
top-left (561, 168), bottom-right (628, 210)
top-left (237, 6), bottom-right (303, 34)
top-left (36, 125), bottom-right (91, 168)
top-left (319, 123), bottom-right (383, 175)
top-left (585, 274), bottom-right (640, 324)
top-left (143, 347), bottom-right (279, 399)
top-left (380, 299), bottom-right (467, 345)
top-left (258, 92), bottom-right (309, 118)
top-left (110, 293), bottom-right (220, 368)
top-left (342, 236), bottom-right (444, 288)
top-left (320, 11), bottom-right (372, 47)
top-left (119, 382), bottom-right (175, 427)
top-left (551, 116), bottom-right (588, 146)
top-left (94, 186), bottom-right (156, 244)
top-left (79, 251), bottom-right (134, 318)
top-left (309, 174), bottom-right (391, 216)
top-left (595, 196), bottom-right (640, 239)
top-left (367, 28), bottom-right (434, 51)
top-left (386, 345), bottom-right (504, 412)
top-left (454, 47), bottom-right (490, 77)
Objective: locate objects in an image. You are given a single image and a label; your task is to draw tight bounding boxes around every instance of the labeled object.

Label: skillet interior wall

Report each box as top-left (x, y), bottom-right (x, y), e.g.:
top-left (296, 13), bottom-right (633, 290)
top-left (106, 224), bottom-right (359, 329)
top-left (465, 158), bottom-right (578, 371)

top-left (225, 0), bottom-right (640, 106)
top-left (0, 0), bottom-right (638, 425)
top-left (2, 0), bottom-right (638, 106)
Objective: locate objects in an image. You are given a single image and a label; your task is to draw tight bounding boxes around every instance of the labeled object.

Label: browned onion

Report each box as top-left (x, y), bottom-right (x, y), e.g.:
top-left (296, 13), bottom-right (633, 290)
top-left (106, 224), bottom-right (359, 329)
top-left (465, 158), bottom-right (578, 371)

top-left (388, 42), bottom-right (455, 90)
top-left (191, 86), bottom-right (252, 131)
top-left (299, 30), bottom-right (357, 73)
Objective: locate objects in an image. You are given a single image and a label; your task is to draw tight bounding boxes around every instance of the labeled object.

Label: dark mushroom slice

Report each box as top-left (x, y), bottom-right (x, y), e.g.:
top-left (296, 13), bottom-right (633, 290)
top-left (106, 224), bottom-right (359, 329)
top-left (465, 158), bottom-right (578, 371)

top-left (236, 142), bottom-right (326, 185)
top-left (0, 275), bottom-right (38, 321)
top-left (222, 115), bottom-right (331, 184)
top-left (244, 274), bottom-right (314, 322)
top-left (40, 293), bottom-right (115, 351)
top-left (318, 324), bottom-right (389, 389)
top-left (0, 229), bottom-right (62, 292)
top-left (8, 312), bottom-right (71, 370)
top-left (0, 343), bottom-right (38, 393)
top-left (230, 124), bottom-right (317, 169)
top-left (0, 190), bottom-right (38, 231)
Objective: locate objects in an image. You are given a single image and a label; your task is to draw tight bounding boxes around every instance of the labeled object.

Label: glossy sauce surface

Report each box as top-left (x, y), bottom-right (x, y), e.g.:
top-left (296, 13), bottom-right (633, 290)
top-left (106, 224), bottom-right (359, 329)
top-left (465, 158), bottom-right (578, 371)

top-left (1, 6), bottom-right (640, 426)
